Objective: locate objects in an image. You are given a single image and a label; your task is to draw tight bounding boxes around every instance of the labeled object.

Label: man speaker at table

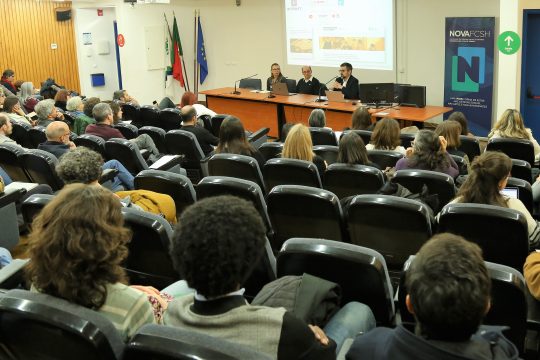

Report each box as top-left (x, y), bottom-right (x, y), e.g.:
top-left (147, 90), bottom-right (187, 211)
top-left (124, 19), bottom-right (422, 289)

top-left (296, 66), bottom-right (321, 95)
top-left (332, 62), bottom-right (359, 100)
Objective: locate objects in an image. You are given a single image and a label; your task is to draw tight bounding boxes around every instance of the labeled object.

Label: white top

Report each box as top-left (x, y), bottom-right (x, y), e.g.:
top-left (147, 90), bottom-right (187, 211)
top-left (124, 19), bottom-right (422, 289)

top-left (489, 128), bottom-right (540, 163)
top-left (366, 143), bottom-right (406, 155)
top-left (193, 103), bottom-right (217, 118)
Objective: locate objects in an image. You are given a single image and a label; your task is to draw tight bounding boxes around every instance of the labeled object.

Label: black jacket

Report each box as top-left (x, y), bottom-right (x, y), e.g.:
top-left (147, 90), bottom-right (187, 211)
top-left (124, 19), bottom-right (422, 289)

top-left (335, 75), bottom-right (359, 99)
top-left (296, 77), bottom-right (322, 95)
top-left (180, 125), bottom-right (218, 156)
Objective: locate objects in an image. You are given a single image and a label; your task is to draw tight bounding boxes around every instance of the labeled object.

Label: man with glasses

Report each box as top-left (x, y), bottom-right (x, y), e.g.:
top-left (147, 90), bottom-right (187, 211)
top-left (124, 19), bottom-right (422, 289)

top-left (332, 62), bottom-right (359, 99)
top-left (296, 66), bottom-right (321, 95)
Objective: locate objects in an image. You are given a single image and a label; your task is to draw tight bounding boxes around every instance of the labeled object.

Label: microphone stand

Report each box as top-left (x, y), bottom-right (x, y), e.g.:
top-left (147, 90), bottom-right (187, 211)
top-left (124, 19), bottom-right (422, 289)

top-left (315, 76), bottom-right (338, 103)
top-left (232, 73), bottom-right (258, 95)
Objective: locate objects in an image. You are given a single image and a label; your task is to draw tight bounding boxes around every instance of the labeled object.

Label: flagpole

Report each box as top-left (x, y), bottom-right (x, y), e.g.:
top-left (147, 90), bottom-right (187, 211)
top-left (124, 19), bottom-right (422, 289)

top-left (194, 9), bottom-right (198, 96)
top-left (164, 13), bottom-right (173, 93)
top-left (196, 10), bottom-right (200, 95)
top-left (173, 11), bottom-right (191, 92)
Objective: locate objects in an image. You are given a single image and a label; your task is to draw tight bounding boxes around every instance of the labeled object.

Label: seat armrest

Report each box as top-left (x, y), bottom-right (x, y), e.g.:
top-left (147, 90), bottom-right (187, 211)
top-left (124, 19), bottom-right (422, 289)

top-left (0, 188), bottom-right (27, 208)
top-left (149, 155), bottom-right (182, 171)
top-left (200, 155), bottom-right (212, 178)
top-left (248, 127), bottom-right (270, 149)
top-left (140, 149), bottom-right (150, 160)
top-left (99, 168), bottom-right (119, 184)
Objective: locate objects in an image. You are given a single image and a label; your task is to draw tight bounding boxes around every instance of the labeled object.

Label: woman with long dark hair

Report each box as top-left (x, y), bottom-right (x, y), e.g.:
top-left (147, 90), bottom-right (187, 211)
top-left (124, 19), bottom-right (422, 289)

top-left (337, 132), bottom-right (379, 169)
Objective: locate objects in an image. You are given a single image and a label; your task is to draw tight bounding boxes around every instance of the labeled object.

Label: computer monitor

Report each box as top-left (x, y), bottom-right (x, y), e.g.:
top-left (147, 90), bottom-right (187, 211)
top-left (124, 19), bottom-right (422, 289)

top-left (359, 83), bottom-right (395, 105)
top-left (399, 85), bottom-right (426, 108)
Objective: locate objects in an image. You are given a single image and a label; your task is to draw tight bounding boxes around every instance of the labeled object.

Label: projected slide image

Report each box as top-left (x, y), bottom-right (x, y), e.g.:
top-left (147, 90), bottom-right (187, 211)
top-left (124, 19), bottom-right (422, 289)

top-left (290, 39), bottom-right (313, 53)
top-left (318, 37), bottom-right (385, 51)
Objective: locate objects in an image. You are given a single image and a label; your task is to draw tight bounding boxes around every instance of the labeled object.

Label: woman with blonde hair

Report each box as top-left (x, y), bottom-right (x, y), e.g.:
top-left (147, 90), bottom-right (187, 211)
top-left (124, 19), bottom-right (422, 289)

top-left (366, 118), bottom-right (406, 154)
top-left (488, 108), bottom-right (540, 162)
top-left (25, 184), bottom-right (155, 340)
top-left (282, 123), bottom-right (326, 176)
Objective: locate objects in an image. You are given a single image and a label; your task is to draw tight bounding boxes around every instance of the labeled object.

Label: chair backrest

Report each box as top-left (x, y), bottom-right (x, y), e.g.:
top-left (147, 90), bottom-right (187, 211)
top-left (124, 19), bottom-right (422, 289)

top-left (21, 193), bottom-right (55, 227)
top-left (122, 207), bottom-right (179, 289)
top-left (367, 150), bottom-right (403, 169)
top-left (198, 114), bottom-right (213, 133)
top-left (0, 144), bottom-right (30, 182)
top-left (342, 129), bottom-right (372, 146)
top-left (277, 238), bottom-right (395, 325)
top-left (238, 78), bottom-right (262, 91)
top-left (124, 324), bottom-right (272, 360)
top-left (208, 153), bottom-right (266, 193)
top-left (392, 169), bottom-right (456, 211)
top-left (486, 137), bottom-right (535, 166)
top-left (134, 169), bottom-right (196, 217)
top-left (165, 130), bottom-right (205, 161)
top-left (247, 127), bottom-right (270, 149)
top-left (139, 105), bottom-right (161, 128)
top-left (105, 138), bottom-right (148, 175)
top-left (9, 121), bottom-right (31, 148)
top-left (19, 149), bottom-right (64, 191)
top-left (27, 126), bottom-right (47, 148)
top-left (264, 158), bottom-right (322, 191)
top-left (437, 203), bottom-right (529, 272)
top-left (309, 127), bottom-right (338, 146)
top-left (458, 135), bottom-right (481, 161)
top-left (313, 145), bottom-right (339, 165)
top-left (73, 134), bottom-right (107, 157)
top-left (138, 126), bottom-right (168, 154)
top-left (511, 158), bottom-right (532, 184)
top-left (324, 163), bottom-right (385, 199)
top-left (450, 154), bottom-right (468, 175)
top-left (267, 185), bottom-right (346, 250)
top-left (347, 194), bottom-right (433, 270)
top-left (0, 289), bottom-right (124, 360)
top-left (210, 114), bottom-right (228, 137)
top-left (506, 177), bottom-right (533, 214)
top-left (122, 103), bottom-right (142, 127)
top-left (399, 133), bottom-right (415, 149)
top-left (258, 142), bottom-right (283, 162)
top-left (158, 108), bottom-right (182, 132)
top-left (285, 78), bottom-right (296, 93)
top-left (113, 123), bottom-right (138, 140)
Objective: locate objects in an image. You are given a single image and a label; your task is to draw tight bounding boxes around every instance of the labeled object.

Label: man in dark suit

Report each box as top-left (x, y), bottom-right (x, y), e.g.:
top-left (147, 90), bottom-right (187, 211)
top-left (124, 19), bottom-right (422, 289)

top-left (180, 105), bottom-right (218, 155)
top-left (332, 62), bottom-right (359, 99)
top-left (296, 66), bottom-right (321, 95)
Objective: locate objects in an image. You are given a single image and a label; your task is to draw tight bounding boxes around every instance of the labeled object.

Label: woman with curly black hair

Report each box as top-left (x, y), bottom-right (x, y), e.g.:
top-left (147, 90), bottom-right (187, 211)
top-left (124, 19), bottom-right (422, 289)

top-left (25, 184), bottom-right (155, 340)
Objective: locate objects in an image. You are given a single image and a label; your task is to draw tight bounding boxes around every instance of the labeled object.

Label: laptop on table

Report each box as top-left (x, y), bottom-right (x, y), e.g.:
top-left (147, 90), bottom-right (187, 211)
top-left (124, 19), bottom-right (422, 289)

top-left (272, 82), bottom-right (297, 96)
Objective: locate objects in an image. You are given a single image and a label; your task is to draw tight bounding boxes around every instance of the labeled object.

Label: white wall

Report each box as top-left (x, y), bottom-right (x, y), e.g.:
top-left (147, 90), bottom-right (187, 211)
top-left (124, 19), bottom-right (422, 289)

top-left (74, 6), bottom-right (119, 99)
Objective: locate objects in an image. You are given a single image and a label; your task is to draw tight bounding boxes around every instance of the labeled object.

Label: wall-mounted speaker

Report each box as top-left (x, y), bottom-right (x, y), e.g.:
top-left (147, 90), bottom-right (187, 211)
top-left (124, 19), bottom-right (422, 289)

top-left (55, 8), bottom-right (71, 22)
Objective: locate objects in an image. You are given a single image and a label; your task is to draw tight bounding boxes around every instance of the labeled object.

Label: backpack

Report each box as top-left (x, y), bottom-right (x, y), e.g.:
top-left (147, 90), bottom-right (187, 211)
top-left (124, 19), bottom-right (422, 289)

top-left (115, 190), bottom-right (177, 224)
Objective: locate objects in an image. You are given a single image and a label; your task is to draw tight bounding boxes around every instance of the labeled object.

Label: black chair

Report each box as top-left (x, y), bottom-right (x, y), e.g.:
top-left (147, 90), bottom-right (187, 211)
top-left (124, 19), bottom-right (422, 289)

top-left (134, 169), bottom-right (196, 217)
top-left (286, 78), bottom-right (296, 93)
top-left (264, 158), bottom-right (322, 190)
top-left (27, 126), bottom-right (47, 148)
top-left (63, 112), bottom-right (75, 129)
top-left (208, 153), bottom-right (266, 193)
top-left (198, 114), bottom-right (213, 133)
top-left (398, 257), bottom-right (527, 354)
top-left (437, 203), bottom-right (529, 272)
top-left (313, 145), bottom-right (339, 165)
top-left (324, 163), bottom-right (385, 199)
top-left (392, 169), bottom-right (456, 211)
top-left (342, 129), bottom-right (372, 146)
top-left (114, 123), bottom-right (138, 140)
top-left (0, 143), bottom-right (30, 182)
top-left (0, 188), bottom-right (27, 251)
top-left (21, 193), bottom-right (55, 227)
top-left (458, 135), bottom-right (481, 161)
top-left (124, 324), bottom-right (272, 360)
top-left (399, 133), bottom-right (415, 149)
top-left (139, 126), bottom-right (168, 154)
top-left (511, 159), bottom-right (533, 184)
top-left (267, 185), bottom-right (346, 250)
top-left (367, 150), bottom-right (403, 169)
top-left (139, 105), bottom-right (160, 128)
top-left (347, 194), bottom-right (433, 271)
top-left (165, 130), bottom-right (207, 183)
top-left (277, 238), bottom-right (395, 325)
top-left (122, 207), bottom-right (180, 289)
top-left (507, 177), bottom-right (533, 215)
top-left (19, 149), bottom-right (64, 191)
top-left (247, 127), bottom-right (270, 149)
top-left (486, 138), bottom-right (535, 167)
top-left (450, 154), bottom-right (468, 175)
top-left (309, 127), bottom-right (338, 146)
top-left (9, 121), bottom-right (31, 148)
top-left (73, 134), bottom-right (107, 157)
top-left (259, 142), bottom-right (283, 162)
top-left (122, 103), bottom-right (142, 128)
top-left (0, 289), bottom-right (124, 360)
top-left (238, 78), bottom-right (262, 90)
top-left (158, 108), bottom-right (182, 132)
top-left (210, 114), bottom-right (228, 137)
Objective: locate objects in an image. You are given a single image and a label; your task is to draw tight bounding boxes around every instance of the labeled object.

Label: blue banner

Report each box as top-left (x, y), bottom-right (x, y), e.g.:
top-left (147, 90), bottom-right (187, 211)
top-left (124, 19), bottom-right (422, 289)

top-left (443, 17), bottom-right (495, 136)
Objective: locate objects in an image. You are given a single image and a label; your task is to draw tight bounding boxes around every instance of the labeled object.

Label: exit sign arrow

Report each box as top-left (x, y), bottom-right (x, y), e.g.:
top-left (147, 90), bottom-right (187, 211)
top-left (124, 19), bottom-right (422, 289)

top-left (505, 36), bottom-right (513, 46)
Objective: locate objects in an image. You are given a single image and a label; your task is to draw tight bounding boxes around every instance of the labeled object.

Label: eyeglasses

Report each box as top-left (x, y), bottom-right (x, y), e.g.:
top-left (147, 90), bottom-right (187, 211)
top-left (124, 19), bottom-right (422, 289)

top-left (272, 67), bottom-right (280, 71)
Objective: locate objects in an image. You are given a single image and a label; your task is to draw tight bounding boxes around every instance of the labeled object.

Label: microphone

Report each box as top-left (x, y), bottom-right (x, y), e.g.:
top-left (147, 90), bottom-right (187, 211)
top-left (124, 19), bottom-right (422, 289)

top-left (232, 74), bottom-right (258, 95)
top-left (335, 77), bottom-right (343, 84)
top-left (315, 76), bottom-right (338, 103)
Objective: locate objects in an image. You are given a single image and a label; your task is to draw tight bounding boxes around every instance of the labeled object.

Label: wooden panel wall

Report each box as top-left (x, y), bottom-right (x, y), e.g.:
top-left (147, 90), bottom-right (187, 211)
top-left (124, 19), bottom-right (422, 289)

top-left (0, 0), bottom-right (80, 93)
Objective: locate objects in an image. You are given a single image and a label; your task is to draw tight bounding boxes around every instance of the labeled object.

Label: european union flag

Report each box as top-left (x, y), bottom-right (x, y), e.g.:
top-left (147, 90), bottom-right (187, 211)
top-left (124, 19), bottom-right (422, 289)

top-left (197, 17), bottom-right (208, 84)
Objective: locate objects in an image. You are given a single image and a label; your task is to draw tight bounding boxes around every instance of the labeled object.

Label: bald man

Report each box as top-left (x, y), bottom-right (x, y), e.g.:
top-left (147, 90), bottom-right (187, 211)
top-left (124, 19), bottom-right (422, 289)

top-left (37, 121), bottom-right (75, 158)
top-left (296, 66), bottom-right (321, 95)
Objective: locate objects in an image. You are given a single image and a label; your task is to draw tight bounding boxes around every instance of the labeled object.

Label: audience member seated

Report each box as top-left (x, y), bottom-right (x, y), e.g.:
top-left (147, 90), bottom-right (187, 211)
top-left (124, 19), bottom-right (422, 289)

top-left (488, 108), bottom-right (540, 163)
top-left (54, 89), bottom-right (70, 112)
top-left (0, 88), bottom-right (5, 110)
top-left (337, 132), bottom-right (380, 169)
top-left (350, 107), bottom-right (373, 131)
top-left (35, 99), bottom-right (64, 127)
top-left (83, 97), bottom-right (101, 118)
top-left (3, 96), bottom-right (33, 126)
top-left (66, 96), bottom-right (96, 135)
top-left (308, 109), bottom-right (326, 128)
top-left (346, 233), bottom-right (519, 360)
top-left (105, 101), bottom-right (123, 125)
top-left (215, 115), bottom-right (265, 169)
top-left (25, 184), bottom-right (156, 340)
top-left (296, 66), bottom-right (321, 95)
top-left (267, 63), bottom-right (287, 91)
top-left (85, 103), bottom-right (161, 162)
top-left (282, 123), bottom-right (327, 176)
top-left (435, 120), bottom-right (470, 167)
top-left (449, 151), bottom-right (539, 249)
top-left (180, 91), bottom-right (216, 118)
top-left (524, 251), bottom-right (540, 300)
top-left (0, 69), bottom-right (17, 95)
top-left (0, 113), bottom-right (20, 146)
top-left (164, 195), bottom-right (375, 359)
top-left (395, 130), bottom-right (459, 178)
top-left (180, 105), bottom-right (218, 156)
top-left (448, 111), bottom-right (474, 137)
top-left (37, 121), bottom-right (76, 158)
top-left (19, 82), bottom-right (39, 113)
top-left (113, 89), bottom-right (140, 106)
top-left (366, 118), bottom-right (406, 154)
